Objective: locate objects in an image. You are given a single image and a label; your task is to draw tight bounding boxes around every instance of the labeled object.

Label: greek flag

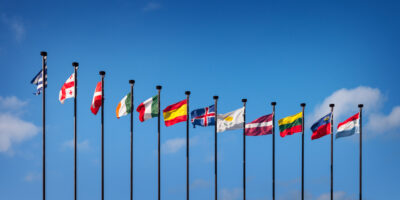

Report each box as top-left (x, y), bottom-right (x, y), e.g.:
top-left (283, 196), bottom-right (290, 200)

top-left (31, 68), bottom-right (47, 95)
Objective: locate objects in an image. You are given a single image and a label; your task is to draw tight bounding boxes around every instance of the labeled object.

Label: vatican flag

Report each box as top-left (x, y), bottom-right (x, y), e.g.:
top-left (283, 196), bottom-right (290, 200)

top-left (217, 107), bottom-right (244, 133)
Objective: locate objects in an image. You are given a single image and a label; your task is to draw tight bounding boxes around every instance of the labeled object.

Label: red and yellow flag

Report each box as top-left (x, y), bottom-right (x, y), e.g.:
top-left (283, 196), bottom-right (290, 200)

top-left (163, 99), bottom-right (187, 126)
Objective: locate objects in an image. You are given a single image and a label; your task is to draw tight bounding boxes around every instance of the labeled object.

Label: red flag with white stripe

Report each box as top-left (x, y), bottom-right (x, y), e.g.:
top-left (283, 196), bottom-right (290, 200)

top-left (245, 114), bottom-right (273, 136)
top-left (91, 81), bottom-right (102, 115)
top-left (59, 73), bottom-right (75, 104)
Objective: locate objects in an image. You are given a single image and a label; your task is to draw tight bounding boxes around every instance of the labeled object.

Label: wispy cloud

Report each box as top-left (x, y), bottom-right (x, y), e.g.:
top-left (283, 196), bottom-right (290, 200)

top-left (142, 2), bottom-right (162, 12)
top-left (220, 188), bottom-right (242, 200)
top-left (316, 191), bottom-right (353, 200)
top-left (190, 179), bottom-right (210, 190)
top-left (161, 136), bottom-right (199, 155)
top-left (24, 172), bottom-right (41, 182)
top-left (367, 106), bottom-right (400, 134)
top-left (62, 139), bottom-right (90, 151)
top-left (1, 14), bottom-right (26, 42)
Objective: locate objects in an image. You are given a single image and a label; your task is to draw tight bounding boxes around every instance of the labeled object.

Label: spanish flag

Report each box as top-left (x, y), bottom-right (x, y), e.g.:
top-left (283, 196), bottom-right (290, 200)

top-left (163, 99), bottom-right (187, 126)
top-left (278, 112), bottom-right (303, 137)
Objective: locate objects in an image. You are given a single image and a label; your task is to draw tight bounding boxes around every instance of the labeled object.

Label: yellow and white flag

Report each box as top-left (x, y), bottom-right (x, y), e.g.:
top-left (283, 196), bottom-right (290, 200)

top-left (217, 107), bottom-right (244, 133)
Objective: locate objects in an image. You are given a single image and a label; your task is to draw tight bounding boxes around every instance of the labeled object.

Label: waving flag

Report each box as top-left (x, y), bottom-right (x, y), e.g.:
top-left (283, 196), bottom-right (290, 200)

top-left (336, 113), bottom-right (360, 139)
top-left (136, 95), bottom-right (159, 122)
top-left (310, 113), bottom-right (332, 140)
top-left (245, 114), bottom-right (273, 136)
top-left (217, 107), bottom-right (244, 133)
top-left (163, 99), bottom-right (187, 126)
top-left (278, 112), bottom-right (302, 137)
top-left (90, 81), bottom-right (102, 115)
top-left (59, 73), bottom-right (75, 103)
top-left (116, 93), bottom-right (132, 118)
top-left (31, 68), bottom-right (47, 95)
top-left (191, 105), bottom-right (215, 127)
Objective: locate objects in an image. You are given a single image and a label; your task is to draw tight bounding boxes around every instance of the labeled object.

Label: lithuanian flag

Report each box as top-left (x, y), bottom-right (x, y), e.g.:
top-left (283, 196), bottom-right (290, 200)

top-left (278, 112), bottom-right (303, 137)
top-left (163, 99), bottom-right (187, 126)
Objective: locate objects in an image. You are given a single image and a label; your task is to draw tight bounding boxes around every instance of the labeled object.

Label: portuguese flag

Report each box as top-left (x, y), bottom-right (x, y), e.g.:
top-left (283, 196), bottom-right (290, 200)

top-left (278, 112), bottom-right (303, 137)
top-left (136, 95), bottom-right (159, 122)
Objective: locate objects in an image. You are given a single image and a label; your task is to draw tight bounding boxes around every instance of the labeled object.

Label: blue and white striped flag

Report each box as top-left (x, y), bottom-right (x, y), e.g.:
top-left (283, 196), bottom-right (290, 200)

top-left (31, 67), bottom-right (47, 95)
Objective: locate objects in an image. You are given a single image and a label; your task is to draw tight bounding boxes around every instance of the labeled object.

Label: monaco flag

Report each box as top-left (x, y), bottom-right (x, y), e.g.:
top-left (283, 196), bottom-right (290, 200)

top-left (91, 81), bottom-right (102, 115)
top-left (59, 73), bottom-right (75, 103)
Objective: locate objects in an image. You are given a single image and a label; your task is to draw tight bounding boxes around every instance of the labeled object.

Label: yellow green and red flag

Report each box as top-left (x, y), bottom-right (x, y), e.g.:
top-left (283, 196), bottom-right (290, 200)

top-left (278, 112), bottom-right (303, 137)
top-left (163, 99), bottom-right (187, 126)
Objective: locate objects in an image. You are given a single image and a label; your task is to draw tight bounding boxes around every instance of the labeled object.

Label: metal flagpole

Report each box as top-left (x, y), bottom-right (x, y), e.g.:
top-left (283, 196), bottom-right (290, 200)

top-left (271, 102), bottom-right (276, 200)
top-left (213, 96), bottom-right (219, 200)
top-left (156, 85), bottom-right (162, 200)
top-left (300, 103), bottom-right (306, 200)
top-left (40, 51), bottom-right (47, 200)
top-left (242, 99), bottom-right (247, 200)
top-left (185, 91), bottom-right (191, 200)
top-left (129, 80), bottom-right (135, 200)
top-left (99, 71), bottom-right (105, 200)
top-left (73, 62), bottom-right (79, 200)
top-left (329, 104), bottom-right (334, 200)
top-left (358, 104), bottom-right (363, 200)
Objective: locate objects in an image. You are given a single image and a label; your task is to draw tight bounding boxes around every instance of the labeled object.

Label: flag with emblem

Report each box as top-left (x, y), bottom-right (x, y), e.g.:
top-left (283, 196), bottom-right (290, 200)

top-left (191, 105), bottom-right (215, 128)
top-left (217, 107), bottom-right (244, 133)
top-left (59, 73), bottom-right (75, 103)
top-left (163, 99), bottom-right (187, 127)
top-left (90, 81), bottom-right (102, 115)
top-left (310, 113), bottom-right (332, 140)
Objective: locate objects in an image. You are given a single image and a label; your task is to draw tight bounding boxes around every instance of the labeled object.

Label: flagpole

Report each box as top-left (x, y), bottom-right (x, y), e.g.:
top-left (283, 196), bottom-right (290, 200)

top-left (99, 71), bottom-right (105, 200)
top-left (242, 98), bottom-right (247, 200)
top-left (300, 103), bottom-right (306, 200)
top-left (129, 80), bottom-right (135, 200)
top-left (73, 62), bottom-right (79, 200)
top-left (185, 91), bottom-right (191, 200)
top-left (213, 96), bottom-right (219, 200)
top-left (358, 104), bottom-right (363, 200)
top-left (271, 102), bottom-right (276, 200)
top-left (40, 51), bottom-right (47, 200)
top-left (156, 85), bottom-right (162, 200)
top-left (329, 104), bottom-right (334, 200)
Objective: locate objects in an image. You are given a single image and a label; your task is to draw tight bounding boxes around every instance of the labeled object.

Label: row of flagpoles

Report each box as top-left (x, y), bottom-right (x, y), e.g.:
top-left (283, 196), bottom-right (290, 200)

top-left (31, 52), bottom-right (363, 200)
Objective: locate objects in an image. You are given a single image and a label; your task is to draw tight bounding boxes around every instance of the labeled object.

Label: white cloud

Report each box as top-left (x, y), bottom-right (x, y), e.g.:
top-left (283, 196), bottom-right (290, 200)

top-left (161, 136), bottom-right (199, 154)
top-left (24, 172), bottom-right (41, 182)
top-left (190, 179), bottom-right (210, 190)
top-left (278, 190), bottom-right (312, 200)
top-left (0, 96), bottom-right (27, 110)
top-left (1, 14), bottom-right (26, 42)
top-left (367, 106), bottom-right (400, 134)
top-left (62, 139), bottom-right (90, 150)
top-left (142, 2), bottom-right (162, 12)
top-left (220, 188), bottom-right (242, 200)
top-left (316, 191), bottom-right (353, 200)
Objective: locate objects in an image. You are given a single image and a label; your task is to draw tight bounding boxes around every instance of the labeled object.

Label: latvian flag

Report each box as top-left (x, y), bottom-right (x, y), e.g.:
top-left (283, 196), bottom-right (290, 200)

top-left (90, 81), bottom-right (102, 115)
top-left (245, 114), bottom-right (273, 136)
top-left (336, 112), bottom-right (360, 139)
top-left (59, 73), bottom-right (75, 103)
top-left (136, 95), bottom-right (159, 122)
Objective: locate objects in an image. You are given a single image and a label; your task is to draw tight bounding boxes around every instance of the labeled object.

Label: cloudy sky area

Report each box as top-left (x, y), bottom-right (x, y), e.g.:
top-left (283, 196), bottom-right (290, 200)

top-left (1, 0), bottom-right (400, 199)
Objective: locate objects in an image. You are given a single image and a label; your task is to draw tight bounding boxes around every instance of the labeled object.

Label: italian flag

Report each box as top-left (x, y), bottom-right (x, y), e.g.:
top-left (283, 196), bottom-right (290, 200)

top-left (116, 93), bottom-right (132, 119)
top-left (136, 95), bottom-right (159, 122)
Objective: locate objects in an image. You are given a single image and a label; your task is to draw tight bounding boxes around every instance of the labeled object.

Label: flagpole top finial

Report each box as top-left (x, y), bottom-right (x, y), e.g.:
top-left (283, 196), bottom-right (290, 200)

top-left (358, 104), bottom-right (364, 108)
top-left (301, 103), bottom-right (306, 107)
top-left (40, 51), bottom-right (47, 56)
top-left (271, 102), bottom-right (276, 106)
top-left (213, 96), bottom-right (219, 100)
top-left (72, 62), bottom-right (79, 68)
top-left (129, 80), bottom-right (135, 84)
top-left (185, 91), bottom-right (191, 95)
top-left (329, 104), bottom-right (335, 107)
top-left (242, 98), bottom-right (247, 103)
top-left (156, 85), bottom-right (162, 90)
top-left (99, 71), bottom-right (105, 76)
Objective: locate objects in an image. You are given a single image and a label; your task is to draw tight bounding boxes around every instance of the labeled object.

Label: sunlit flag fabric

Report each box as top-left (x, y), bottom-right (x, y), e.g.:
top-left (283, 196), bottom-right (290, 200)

top-left (278, 112), bottom-right (302, 137)
top-left (59, 73), bottom-right (75, 103)
top-left (31, 68), bottom-right (47, 95)
top-left (163, 99), bottom-right (187, 127)
top-left (217, 107), bottom-right (244, 133)
top-left (310, 113), bottom-right (332, 140)
top-left (90, 81), bottom-right (102, 115)
top-left (336, 112), bottom-right (360, 139)
top-left (245, 114), bottom-right (273, 136)
top-left (136, 95), bottom-right (159, 122)
top-left (116, 93), bottom-right (132, 119)
top-left (191, 105), bottom-right (215, 127)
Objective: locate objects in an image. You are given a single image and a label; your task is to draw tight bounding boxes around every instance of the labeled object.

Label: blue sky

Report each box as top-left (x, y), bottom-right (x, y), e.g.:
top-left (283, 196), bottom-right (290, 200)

top-left (1, 0), bottom-right (400, 199)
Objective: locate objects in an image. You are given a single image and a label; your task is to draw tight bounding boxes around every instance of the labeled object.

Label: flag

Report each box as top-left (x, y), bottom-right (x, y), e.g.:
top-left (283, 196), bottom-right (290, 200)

top-left (59, 73), bottom-right (75, 103)
top-left (136, 95), bottom-right (159, 122)
top-left (116, 93), bottom-right (132, 119)
top-left (217, 107), bottom-right (244, 133)
top-left (191, 105), bottom-right (215, 127)
top-left (31, 68), bottom-right (47, 95)
top-left (336, 113), bottom-right (360, 139)
top-left (163, 99), bottom-right (187, 126)
top-left (278, 112), bottom-right (302, 137)
top-left (90, 81), bottom-right (102, 115)
top-left (245, 114), bottom-right (273, 136)
top-left (310, 113), bottom-right (332, 140)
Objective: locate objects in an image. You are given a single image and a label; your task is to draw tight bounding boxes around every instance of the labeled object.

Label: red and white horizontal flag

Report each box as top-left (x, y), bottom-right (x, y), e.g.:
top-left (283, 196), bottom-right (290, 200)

top-left (245, 114), bottom-right (273, 136)
top-left (59, 73), bottom-right (75, 104)
top-left (91, 81), bottom-right (102, 115)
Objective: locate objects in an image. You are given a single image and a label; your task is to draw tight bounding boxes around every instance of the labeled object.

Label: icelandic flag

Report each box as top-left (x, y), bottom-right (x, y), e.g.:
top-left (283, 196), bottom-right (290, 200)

top-left (191, 105), bottom-right (215, 127)
top-left (31, 68), bottom-right (47, 95)
top-left (310, 113), bottom-right (332, 140)
top-left (336, 113), bottom-right (360, 139)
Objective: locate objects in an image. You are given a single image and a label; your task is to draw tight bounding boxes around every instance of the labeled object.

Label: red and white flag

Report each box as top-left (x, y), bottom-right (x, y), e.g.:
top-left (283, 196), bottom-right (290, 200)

top-left (245, 113), bottom-right (273, 136)
top-left (59, 73), bottom-right (75, 104)
top-left (91, 81), bottom-right (102, 115)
